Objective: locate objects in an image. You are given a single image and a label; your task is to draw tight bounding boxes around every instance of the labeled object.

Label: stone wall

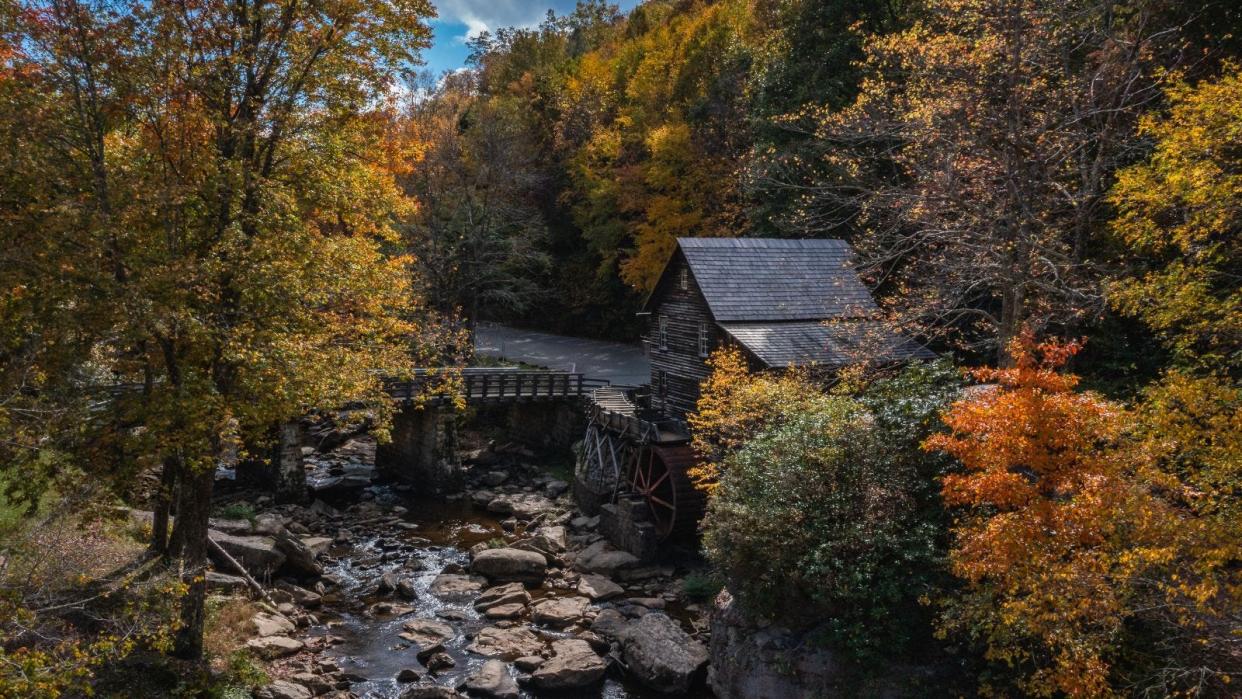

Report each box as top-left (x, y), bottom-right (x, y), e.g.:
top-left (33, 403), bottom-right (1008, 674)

top-left (500, 401), bottom-right (585, 449)
top-left (598, 495), bottom-right (662, 561)
top-left (271, 422), bottom-right (307, 503)
top-left (375, 405), bottom-right (462, 493)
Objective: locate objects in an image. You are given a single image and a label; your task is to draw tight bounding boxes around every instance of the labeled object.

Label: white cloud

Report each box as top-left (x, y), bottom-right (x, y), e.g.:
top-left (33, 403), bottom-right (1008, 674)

top-left (434, 0), bottom-right (554, 42)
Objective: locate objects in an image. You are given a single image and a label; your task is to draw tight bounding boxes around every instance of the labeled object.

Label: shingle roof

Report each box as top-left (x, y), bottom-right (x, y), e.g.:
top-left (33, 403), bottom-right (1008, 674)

top-left (677, 237), bottom-right (878, 322)
top-left (720, 321), bottom-right (934, 368)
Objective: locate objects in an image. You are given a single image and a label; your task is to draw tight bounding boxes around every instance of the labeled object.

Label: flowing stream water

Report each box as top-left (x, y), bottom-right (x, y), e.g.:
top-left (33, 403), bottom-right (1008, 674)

top-left (300, 487), bottom-right (698, 699)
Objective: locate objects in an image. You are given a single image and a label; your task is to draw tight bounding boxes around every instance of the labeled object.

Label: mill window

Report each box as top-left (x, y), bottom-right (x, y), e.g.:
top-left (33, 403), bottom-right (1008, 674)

top-left (658, 315), bottom-right (668, 350)
top-left (698, 322), bottom-right (710, 357)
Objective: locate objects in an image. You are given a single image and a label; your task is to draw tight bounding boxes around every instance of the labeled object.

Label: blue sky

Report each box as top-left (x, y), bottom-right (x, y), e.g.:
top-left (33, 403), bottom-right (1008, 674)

top-left (421, 0), bottom-right (640, 76)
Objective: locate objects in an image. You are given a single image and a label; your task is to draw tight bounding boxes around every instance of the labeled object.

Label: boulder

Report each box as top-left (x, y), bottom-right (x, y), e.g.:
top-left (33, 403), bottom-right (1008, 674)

top-left (480, 471), bottom-right (509, 487)
top-left (427, 573), bottom-right (487, 601)
top-left (399, 685), bottom-right (461, 699)
top-left (275, 581), bottom-right (322, 608)
top-left (590, 608), bottom-right (631, 641)
top-left (274, 531), bottom-right (322, 576)
top-left (466, 626), bottom-right (545, 660)
top-left (473, 583), bottom-right (530, 612)
top-left (482, 603), bottom-right (525, 619)
top-left (377, 571), bottom-right (400, 595)
top-left (253, 513), bottom-right (286, 536)
top-left (208, 517), bottom-right (254, 536)
top-left (288, 672), bottom-right (333, 695)
top-left (250, 611), bottom-right (296, 637)
top-left (573, 540), bottom-right (639, 576)
top-left (301, 536), bottom-right (332, 557)
top-left (208, 531), bottom-right (286, 577)
top-left (577, 573), bottom-right (624, 600)
top-left (576, 630), bottom-right (611, 654)
top-left (245, 635), bottom-right (304, 659)
top-left (535, 525), bottom-right (567, 552)
top-left (486, 493), bottom-right (554, 519)
top-left (255, 680), bottom-right (312, 699)
top-left (621, 612), bottom-right (709, 694)
top-left (545, 480), bottom-right (570, 498)
top-left (416, 643), bottom-right (446, 664)
top-left (463, 659), bottom-right (520, 699)
top-left (511, 537), bottom-right (559, 562)
top-left (530, 596), bottom-right (590, 628)
top-left (529, 639), bottom-right (606, 690)
top-left (513, 655), bottom-right (544, 672)
top-left (424, 652), bottom-right (455, 673)
top-left (396, 578), bottom-right (418, 600)
top-left (396, 668), bottom-right (422, 683)
top-left (470, 548), bottom-right (546, 583)
top-left (205, 571), bottom-right (248, 593)
top-left (400, 619), bottom-right (455, 647)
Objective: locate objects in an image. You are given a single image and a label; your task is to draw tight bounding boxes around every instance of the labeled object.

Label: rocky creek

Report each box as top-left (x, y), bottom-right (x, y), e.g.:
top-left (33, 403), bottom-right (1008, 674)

top-left (204, 433), bottom-right (715, 699)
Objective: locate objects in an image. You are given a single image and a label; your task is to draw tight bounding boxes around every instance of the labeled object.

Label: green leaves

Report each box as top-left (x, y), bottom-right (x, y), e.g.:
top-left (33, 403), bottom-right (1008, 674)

top-left (700, 361), bottom-right (958, 664)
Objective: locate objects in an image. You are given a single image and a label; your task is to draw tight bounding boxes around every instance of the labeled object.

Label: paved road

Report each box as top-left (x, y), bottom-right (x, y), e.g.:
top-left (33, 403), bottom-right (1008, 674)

top-left (475, 323), bottom-right (650, 387)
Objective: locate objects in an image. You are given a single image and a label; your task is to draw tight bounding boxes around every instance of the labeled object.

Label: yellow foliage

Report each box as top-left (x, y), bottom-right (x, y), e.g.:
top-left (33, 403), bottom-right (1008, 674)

top-left (1130, 373), bottom-right (1241, 622)
top-left (1108, 66), bottom-right (1242, 369)
top-left (687, 347), bottom-right (825, 492)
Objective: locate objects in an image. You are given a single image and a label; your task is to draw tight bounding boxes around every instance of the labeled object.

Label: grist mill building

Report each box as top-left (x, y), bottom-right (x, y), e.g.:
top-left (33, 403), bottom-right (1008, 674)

top-left (577, 237), bottom-right (932, 555)
top-left (640, 237), bottom-right (933, 418)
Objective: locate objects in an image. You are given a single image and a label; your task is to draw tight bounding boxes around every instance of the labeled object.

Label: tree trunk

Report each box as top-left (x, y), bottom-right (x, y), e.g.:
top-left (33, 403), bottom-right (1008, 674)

top-left (150, 453), bottom-right (178, 556)
top-left (997, 284), bottom-right (1025, 366)
top-left (172, 463), bottom-right (215, 660)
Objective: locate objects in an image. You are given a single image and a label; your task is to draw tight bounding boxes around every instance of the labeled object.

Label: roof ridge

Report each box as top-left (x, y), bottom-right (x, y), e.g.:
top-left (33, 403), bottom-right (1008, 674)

top-left (676, 237), bottom-right (848, 248)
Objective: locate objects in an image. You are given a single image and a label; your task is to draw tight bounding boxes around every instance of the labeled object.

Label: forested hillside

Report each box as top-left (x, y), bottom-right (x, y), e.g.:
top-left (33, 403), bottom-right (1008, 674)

top-left (405, 0), bottom-right (1237, 367)
top-left (1, 0), bottom-right (1238, 697)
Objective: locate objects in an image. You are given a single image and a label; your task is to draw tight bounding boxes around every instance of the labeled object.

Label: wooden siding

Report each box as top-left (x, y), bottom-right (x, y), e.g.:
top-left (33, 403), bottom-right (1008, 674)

top-left (643, 253), bottom-right (716, 419)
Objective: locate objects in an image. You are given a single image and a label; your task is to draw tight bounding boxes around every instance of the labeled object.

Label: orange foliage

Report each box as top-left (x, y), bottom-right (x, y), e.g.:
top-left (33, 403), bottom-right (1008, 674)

top-left (926, 331), bottom-right (1175, 697)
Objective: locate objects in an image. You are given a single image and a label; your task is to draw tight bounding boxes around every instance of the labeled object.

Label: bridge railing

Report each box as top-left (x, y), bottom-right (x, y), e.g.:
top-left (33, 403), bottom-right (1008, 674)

top-left (385, 368), bottom-right (606, 403)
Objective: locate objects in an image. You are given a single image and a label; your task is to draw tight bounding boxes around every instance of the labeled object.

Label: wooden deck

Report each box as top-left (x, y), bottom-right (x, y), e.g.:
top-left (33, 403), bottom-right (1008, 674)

top-left (586, 386), bottom-right (689, 444)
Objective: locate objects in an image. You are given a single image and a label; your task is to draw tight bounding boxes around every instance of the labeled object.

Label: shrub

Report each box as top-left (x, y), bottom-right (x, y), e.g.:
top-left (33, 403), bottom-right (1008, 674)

top-left (214, 502), bottom-right (257, 523)
top-left (700, 360), bottom-right (959, 662)
top-left (681, 572), bottom-right (724, 602)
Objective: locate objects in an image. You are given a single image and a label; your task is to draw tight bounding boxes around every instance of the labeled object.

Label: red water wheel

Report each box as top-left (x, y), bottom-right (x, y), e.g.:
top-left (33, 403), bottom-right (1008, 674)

top-left (629, 445), bottom-right (707, 540)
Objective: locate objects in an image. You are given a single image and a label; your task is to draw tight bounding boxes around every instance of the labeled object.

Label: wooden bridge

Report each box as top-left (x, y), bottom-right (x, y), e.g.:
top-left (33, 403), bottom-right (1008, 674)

top-left (99, 367), bottom-right (606, 406)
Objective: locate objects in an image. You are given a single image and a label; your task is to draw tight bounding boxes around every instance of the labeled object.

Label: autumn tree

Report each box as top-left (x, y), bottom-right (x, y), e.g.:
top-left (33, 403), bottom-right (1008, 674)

top-left (926, 334), bottom-right (1174, 696)
top-left (402, 73), bottom-right (551, 329)
top-left (1, 0), bottom-right (441, 661)
top-left (569, 0), bottom-right (755, 292)
top-left (1105, 67), bottom-right (1241, 693)
top-left (744, 0), bottom-right (913, 233)
top-left (770, 0), bottom-right (1190, 363)
top-left (1107, 66), bottom-right (1242, 372)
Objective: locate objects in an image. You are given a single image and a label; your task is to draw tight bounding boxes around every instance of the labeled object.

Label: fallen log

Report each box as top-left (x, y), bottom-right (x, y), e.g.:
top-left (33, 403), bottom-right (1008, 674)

top-left (207, 535), bottom-right (278, 607)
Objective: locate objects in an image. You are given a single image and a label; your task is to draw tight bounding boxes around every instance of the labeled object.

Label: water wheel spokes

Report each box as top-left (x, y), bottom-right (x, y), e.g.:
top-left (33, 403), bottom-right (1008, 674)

top-left (630, 447), bottom-right (677, 538)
